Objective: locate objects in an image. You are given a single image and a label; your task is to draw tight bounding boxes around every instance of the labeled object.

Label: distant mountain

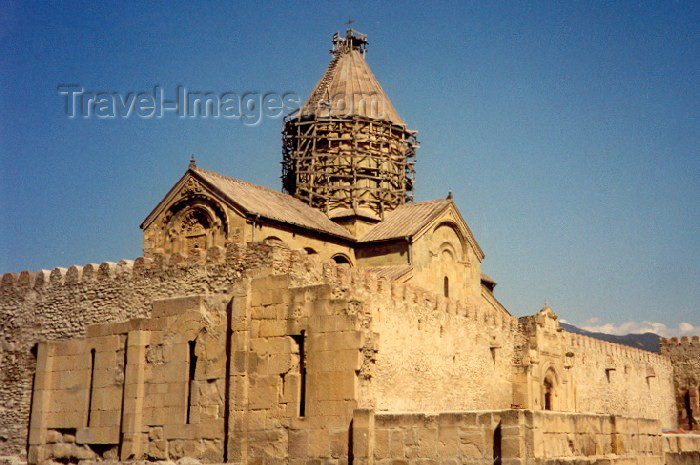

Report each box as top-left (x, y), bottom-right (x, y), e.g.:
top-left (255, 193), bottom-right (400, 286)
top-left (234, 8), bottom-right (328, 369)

top-left (560, 323), bottom-right (661, 353)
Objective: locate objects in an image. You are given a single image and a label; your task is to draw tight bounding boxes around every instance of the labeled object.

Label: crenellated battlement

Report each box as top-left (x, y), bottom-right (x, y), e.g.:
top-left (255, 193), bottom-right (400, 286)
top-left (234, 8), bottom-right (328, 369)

top-left (1, 242), bottom-right (277, 295)
top-left (660, 336), bottom-right (700, 347)
top-left (564, 330), bottom-right (672, 366)
top-left (2, 241), bottom-right (515, 334)
top-left (327, 265), bottom-right (518, 333)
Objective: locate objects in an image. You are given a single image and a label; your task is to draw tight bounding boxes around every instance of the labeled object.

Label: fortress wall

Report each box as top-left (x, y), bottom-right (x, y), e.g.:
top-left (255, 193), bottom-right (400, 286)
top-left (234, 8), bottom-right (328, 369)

top-left (564, 331), bottom-right (677, 429)
top-left (0, 242), bottom-right (475, 457)
top-left (0, 242), bottom-right (294, 457)
top-left (370, 410), bottom-right (506, 464)
top-left (530, 411), bottom-right (663, 462)
top-left (355, 409), bottom-right (665, 465)
top-left (664, 433), bottom-right (700, 465)
top-left (357, 279), bottom-right (517, 412)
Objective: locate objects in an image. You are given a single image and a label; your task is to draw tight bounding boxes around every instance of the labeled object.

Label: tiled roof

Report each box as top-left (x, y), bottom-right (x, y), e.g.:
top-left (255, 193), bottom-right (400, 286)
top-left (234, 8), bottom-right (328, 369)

top-left (360, 199), bottom-right (451, 242)
top-left (192, 167), bottom-right (354, 240)
top-left (301, 49), bottom-right (406, 126)
top-left (364, 264), bottom-right (413, 281)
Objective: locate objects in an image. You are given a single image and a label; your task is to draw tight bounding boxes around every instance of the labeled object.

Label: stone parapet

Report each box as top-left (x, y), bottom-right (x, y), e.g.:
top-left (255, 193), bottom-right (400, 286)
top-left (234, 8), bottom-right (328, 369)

top-left (359, 409), bottom-right (668, 465)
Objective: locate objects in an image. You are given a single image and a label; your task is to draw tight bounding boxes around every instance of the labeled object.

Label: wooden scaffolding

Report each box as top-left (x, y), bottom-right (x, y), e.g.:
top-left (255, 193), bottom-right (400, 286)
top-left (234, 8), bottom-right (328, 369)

top-left (281, 114), bottom-right (418, 220)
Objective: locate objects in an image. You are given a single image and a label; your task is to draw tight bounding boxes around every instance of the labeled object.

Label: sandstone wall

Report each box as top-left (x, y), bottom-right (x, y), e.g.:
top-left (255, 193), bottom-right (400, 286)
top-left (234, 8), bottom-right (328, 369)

top-left (2, 239), bottom-right (691, 462)
top-left (363, 283), bottom-right (517, 412)
top-left (663, 433), bottom-right (700, 465)
top-left (0, 242), bottom-right (442, 460)
top-left (369, 411), bottom-right (507, 465)
top-left (410, 214), bottom-right (482, 304)
top-left (0, 243), bottom-right (292, 458)
top-left (565, 332), bottom-right (677, 429)
top-left (354, 409), bottom-right (665, 465)
top-left (660, 336), bottom-right (700, 430)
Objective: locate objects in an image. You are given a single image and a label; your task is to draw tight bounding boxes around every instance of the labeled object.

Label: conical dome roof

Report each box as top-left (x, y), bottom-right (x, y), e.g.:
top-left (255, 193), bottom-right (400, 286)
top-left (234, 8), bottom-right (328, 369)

top-left (282, 30), bottom-right (418, 224)
top-left (299, 31), bottom-right (405, 126)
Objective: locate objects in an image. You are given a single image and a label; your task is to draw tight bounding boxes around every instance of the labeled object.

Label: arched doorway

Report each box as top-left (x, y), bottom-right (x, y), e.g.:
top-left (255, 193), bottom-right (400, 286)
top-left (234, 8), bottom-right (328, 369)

top-left (684, 389), bottom-right (696, 430)
top-left (543, 368), bottom-right (558, 411)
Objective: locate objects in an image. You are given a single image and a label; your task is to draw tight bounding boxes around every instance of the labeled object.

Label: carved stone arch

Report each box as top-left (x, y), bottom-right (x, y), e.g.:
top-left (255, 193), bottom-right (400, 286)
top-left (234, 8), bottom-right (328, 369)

top-left (431, 221), bottom-right (468, 263)
top-left (438, 241), bottom-right (457, 261)
top-left (162, 194), bottom-right (228, 255)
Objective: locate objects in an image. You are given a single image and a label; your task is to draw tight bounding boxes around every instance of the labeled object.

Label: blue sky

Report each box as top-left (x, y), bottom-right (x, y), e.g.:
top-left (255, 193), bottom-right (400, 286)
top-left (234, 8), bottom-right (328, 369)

top-left (1, 1), bottom-right (698, 335)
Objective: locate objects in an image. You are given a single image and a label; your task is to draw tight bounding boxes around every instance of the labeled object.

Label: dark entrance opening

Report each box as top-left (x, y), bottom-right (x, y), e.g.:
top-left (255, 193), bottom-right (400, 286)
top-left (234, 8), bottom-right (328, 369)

top-left (493, 422), bottom-right (502, 465)
top-left (544, 379), bottom-right (553, 411)
top-left (684, 390), bottom-right (695, 430)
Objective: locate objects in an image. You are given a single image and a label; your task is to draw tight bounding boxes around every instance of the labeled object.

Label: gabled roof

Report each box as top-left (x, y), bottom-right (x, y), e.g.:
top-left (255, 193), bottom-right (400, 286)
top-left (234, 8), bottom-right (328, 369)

top-left (142, 166), bottom-right (484, 255)
top-left (301, 48), bottom-right (406, 126)
top-left (360, 198), bottom-right (485, 259)
top-left (141, 166), bottom-right (354, 241)
top-left (360, 199), bottom-right (450, 242)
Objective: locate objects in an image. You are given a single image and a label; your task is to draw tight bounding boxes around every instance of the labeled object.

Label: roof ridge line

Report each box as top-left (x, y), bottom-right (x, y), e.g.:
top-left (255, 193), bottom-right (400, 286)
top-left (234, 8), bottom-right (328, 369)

top-left (193, 166), bottom-right (291, 198)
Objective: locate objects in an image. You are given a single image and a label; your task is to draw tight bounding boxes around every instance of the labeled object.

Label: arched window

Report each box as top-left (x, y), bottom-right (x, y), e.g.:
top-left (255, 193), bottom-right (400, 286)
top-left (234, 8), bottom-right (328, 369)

top-left (443, 276), bottom-right (449, 298)
top-left (331, 254), bottom-right (352, 265)
top-left (303, 247), bottom-right (318, 255)
top-left (263, 236), bottom-right (285, 245)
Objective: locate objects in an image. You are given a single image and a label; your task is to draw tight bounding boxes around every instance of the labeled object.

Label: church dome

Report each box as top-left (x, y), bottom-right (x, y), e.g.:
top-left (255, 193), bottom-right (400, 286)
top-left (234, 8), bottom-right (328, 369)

top-left (282, 29), bottom-right (418, 223)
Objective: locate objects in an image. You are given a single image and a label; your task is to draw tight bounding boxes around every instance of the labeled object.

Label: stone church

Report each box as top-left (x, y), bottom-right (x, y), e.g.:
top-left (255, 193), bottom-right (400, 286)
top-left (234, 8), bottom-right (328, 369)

top-left (1, 30), bottom-right (699, 465)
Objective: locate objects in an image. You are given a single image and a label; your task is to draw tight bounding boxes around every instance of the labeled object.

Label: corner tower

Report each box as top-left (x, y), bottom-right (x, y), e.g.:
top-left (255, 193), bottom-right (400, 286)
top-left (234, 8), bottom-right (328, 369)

top-left (282, 29), bottom-right (418, 230)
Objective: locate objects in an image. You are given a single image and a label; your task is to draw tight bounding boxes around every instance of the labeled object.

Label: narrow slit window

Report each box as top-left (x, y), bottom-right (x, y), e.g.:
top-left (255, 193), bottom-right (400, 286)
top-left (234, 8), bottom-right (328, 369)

top-left (186, 340), bottom-right (198, 424)
top-left (291, 331), bottom-right (307, 417)
top-left (443, 276), bottom-right (449, 298)
top-left (86, 348), bottom-right (96, 427)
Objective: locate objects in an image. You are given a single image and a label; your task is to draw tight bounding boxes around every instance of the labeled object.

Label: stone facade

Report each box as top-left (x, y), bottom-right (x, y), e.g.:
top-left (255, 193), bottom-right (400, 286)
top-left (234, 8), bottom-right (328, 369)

top-left (1, 244), bottom-right (696, 464)
top-left (661, 337), bottom-right (700, 431)
top-left (1, 29), bottom-right (698, 465)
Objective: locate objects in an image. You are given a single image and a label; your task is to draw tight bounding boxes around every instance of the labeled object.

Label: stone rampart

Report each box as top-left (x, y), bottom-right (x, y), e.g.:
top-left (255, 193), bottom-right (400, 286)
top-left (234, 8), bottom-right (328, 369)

top-left (353, 409), bottom-right (665, 465)
top-left (0, 243), bottom-right (296, 457)
top-left (663, 433), bottom-right (700, 465)
top-left (2, 242), bottom-right (502, 458)
top-left (565, 331), bottom-right (676, 428)
top-left (361, 281), bottom-right (517, 412)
